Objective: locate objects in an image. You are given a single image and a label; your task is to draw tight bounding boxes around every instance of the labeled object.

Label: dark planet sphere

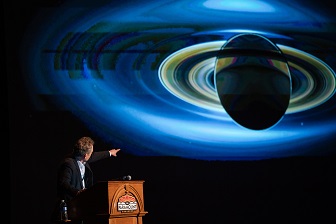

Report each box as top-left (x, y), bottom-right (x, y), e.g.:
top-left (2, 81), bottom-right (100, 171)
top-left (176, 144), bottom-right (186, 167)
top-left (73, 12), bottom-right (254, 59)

top-left (215, 33), bottom-right (292, 130)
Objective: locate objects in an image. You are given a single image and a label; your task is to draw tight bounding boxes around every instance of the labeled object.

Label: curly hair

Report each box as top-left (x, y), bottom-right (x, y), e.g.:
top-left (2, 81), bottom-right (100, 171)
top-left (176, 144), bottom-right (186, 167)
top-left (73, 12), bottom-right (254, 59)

top-left (73, 137), bottom-right (94, 157)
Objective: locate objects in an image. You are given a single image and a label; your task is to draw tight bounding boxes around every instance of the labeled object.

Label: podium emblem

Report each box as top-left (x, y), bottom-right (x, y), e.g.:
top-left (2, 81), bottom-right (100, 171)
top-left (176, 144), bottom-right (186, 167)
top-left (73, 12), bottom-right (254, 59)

top-left (117, 193), bottom-right (137, 212)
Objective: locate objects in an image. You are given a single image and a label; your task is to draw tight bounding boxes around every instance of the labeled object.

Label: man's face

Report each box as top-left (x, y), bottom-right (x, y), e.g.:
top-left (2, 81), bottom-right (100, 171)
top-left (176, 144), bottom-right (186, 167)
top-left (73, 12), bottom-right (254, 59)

top-left (84, 145), bottom-right (93, 162)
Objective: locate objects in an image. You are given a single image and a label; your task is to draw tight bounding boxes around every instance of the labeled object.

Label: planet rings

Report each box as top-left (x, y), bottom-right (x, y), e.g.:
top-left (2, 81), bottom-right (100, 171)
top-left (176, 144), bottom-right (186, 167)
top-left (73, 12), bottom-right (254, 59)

top-left (158, 41), bottom-right (336, 114)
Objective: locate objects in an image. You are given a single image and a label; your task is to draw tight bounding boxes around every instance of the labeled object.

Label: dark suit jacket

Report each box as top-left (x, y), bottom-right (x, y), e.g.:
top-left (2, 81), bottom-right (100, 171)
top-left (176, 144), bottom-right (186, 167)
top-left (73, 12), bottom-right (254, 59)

top-left (51, 151), bottom-right (111, 221)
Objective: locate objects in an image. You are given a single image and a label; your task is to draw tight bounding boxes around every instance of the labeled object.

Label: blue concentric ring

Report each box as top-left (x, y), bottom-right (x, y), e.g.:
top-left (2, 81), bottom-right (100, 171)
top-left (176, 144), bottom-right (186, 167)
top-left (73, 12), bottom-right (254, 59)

top-left (20, 0), bottom-right (336, 159)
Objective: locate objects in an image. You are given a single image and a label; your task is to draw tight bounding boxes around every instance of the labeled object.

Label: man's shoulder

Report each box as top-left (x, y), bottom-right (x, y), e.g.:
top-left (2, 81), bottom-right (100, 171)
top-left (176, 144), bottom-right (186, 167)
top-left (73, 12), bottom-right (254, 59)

top-left (60, 157), bottom-right (76, 167)
top-left (64, 157), bottom-right (75, 162)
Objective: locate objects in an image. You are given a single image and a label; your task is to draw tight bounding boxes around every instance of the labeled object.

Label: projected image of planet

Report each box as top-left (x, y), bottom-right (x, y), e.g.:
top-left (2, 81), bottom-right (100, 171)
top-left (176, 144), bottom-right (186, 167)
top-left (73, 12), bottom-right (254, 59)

top-left (19, 0), bottom-right (336, 160)
top-left (215, 33), bottom-right (291, 130)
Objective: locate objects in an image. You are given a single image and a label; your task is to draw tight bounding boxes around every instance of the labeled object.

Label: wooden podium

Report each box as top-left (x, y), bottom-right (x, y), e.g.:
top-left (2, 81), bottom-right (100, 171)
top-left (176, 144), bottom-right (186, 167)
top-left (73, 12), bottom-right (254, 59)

top-left (68, 180), bottom-right (148, 224)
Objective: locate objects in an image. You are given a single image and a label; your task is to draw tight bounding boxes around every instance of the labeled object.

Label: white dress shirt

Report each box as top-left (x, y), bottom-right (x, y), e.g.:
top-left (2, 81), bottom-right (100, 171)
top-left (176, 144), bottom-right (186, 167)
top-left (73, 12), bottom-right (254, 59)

top-left (77, 160), bottom-right (86, 189)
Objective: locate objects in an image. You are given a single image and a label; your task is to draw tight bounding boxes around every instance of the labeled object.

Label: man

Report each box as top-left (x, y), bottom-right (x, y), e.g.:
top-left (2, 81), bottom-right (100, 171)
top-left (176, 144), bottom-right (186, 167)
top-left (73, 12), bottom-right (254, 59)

top-left (51, 136), bottom-right (121, 223)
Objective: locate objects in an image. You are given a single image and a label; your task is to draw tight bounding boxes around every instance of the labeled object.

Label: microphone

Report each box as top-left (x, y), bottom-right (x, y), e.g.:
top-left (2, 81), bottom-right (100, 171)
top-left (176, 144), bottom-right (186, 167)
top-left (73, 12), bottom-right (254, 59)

top-left (122, 175), bottom-right (132, 181)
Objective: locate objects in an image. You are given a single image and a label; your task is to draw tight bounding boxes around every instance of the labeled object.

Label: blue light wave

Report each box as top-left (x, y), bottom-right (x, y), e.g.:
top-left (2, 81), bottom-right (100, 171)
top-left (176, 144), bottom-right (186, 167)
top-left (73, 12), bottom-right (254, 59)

top-left (20, 0), bottom-right (336, 160)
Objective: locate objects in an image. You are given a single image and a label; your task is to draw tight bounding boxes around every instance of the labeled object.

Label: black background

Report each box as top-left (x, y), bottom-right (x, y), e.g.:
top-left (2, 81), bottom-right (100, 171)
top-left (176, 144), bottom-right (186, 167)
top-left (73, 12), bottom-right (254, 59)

top-left (6, 1), bottom-right (336, 223)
